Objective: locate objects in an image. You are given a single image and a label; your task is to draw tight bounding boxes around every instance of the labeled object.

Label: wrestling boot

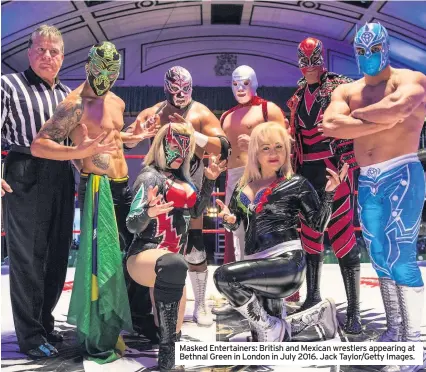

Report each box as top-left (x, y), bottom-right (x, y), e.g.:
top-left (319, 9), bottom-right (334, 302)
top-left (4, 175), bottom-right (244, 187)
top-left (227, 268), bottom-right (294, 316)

top-left (374, 278), bottom-right (401, 342)
top-left (395, 285), bottom-right (426, 372)
top-left (236, 294), bottom-right (291, 342)
top-left (339, 258), bottom-right (362, 334)
top-left (249, 296), bottom-right (286, 342)
top-left (295, 253), bottom-right (323, 313)
top-left (155, 300), bottom-right (184, 372)
top-left (380, 285), bottom-right (426, 372)
top-left (286, 298), bottom-right (338, 340)
top-left (189, 270), bottom-right (213, 326)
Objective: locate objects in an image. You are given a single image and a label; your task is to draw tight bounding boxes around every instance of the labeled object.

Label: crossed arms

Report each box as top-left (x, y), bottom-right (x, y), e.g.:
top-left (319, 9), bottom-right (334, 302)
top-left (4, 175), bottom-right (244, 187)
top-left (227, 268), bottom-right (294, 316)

top-left (322, 71), bottom-right (426, 139)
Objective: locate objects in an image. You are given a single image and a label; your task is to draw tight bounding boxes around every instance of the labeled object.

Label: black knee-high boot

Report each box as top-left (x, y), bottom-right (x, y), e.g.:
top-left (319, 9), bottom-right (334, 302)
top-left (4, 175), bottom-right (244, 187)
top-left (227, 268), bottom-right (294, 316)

top-left (338, 248), bottom-right (362, 334)
top-left (297, 252), bottom-right (323, 312)
top-left (155, 301), bottom-right (182, 371)
top-left (154, 254), bottom-right (188, 371)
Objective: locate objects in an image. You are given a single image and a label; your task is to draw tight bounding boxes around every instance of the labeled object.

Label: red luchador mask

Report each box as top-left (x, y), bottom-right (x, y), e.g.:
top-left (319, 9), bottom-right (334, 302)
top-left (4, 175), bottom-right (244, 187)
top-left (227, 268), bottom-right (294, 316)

top-left (163, 124), bottom-right (191, 167)
top-left (298, 37), bottom-right (326, 77)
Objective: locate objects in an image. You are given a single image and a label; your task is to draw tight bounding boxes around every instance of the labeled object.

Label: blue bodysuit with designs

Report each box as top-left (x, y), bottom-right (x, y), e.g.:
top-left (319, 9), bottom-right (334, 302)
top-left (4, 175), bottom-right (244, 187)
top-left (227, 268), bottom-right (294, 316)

top-left (358, 153), bottom-right (425, 287)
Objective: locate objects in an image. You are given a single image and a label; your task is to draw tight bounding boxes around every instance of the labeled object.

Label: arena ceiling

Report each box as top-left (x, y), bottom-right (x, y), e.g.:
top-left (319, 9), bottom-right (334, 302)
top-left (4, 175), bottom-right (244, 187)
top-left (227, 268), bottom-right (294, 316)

top-left (1, 0), bottom-right (425, 86)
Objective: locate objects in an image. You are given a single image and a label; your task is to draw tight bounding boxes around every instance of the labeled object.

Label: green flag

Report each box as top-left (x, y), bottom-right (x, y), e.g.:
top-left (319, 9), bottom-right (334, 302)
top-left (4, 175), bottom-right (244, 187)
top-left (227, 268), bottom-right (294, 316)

top-left (68, 174), bottom-right (133, 363)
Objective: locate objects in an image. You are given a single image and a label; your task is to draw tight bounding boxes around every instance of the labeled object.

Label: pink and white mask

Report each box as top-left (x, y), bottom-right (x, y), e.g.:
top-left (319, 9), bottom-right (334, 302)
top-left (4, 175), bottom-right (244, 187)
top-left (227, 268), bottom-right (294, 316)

top-left (231, 65), bottom-right (258, 104)
top-left (164, 66), bottom-right (193, 109)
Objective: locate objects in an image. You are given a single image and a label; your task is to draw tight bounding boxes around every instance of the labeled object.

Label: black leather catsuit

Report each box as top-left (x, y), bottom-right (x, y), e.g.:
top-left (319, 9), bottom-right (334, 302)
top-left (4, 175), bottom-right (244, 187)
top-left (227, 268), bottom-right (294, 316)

top-left (214, 174), bottom-right (335, 307)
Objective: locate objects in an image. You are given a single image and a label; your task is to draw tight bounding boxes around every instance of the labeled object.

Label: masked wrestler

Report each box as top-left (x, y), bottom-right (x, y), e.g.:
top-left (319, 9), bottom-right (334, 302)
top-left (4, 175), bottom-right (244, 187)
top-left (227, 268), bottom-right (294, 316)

top-left (214, 122), bottom-right (348, 342)
top-left (134, 66), bottom-right (231, 327)
top-left (31, 42), bottom-right (159, 344)
top-left (286, 37), bottom-right (362, 334)
top-left (221, 65), bottom-right (288, 262)
top-left (212, 66), bottom-right (288, 315)
top-left (323, 23), bottom-right (426, 372)
top-left (126, 123), bottom-right (226, 371)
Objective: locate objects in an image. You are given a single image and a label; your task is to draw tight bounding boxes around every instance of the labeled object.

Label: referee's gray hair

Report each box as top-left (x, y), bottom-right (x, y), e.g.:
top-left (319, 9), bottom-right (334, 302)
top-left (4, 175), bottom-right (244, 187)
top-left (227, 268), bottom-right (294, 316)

top-left (28, 25), bottom-right (64, 53)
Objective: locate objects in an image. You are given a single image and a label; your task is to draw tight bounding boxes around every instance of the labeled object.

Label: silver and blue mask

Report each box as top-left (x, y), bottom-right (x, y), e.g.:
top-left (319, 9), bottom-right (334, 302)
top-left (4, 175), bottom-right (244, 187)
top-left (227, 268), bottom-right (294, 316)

top-left (354, 23), bottom-right (390, 76)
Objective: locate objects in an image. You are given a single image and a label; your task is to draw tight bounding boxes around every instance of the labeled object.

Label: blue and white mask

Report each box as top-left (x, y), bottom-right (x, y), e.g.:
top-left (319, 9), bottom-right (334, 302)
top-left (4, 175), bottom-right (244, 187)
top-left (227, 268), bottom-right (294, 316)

top-left (354, 23), bottom-right (390, 76)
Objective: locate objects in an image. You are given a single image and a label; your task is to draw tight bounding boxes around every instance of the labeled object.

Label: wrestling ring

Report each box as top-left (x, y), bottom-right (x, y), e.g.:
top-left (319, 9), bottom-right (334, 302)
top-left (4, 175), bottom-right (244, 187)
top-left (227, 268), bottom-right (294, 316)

top-left (1, 152), bottom-right (425, 372)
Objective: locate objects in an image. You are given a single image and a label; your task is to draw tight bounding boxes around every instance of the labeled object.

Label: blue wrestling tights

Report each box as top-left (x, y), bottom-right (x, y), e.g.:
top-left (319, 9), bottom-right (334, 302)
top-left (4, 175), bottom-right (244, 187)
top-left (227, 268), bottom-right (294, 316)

top-left (358, 153), bottom-right (425, 287)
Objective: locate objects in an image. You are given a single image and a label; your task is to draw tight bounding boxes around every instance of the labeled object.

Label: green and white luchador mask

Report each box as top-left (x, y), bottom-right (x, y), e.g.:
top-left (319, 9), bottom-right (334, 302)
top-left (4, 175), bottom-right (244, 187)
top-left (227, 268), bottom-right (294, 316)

top-left (86, 41), bottom-right (121, 96)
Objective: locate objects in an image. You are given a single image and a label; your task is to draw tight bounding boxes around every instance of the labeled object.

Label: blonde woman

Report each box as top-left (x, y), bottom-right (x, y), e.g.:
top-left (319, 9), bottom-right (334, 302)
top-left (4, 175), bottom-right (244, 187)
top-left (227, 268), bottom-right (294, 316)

top-left (126, 123), bottom-right (225, 371)
top-left (214, 122), bottom-right (348, 343)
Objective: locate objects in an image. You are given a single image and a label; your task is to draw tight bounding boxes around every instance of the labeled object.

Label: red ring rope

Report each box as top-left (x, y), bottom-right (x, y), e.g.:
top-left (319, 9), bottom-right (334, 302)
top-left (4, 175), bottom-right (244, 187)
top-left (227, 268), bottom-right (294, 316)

top-left (2, 150), bottom-right (360, 230)
top-left (2, 151), bottom-right (359, 195)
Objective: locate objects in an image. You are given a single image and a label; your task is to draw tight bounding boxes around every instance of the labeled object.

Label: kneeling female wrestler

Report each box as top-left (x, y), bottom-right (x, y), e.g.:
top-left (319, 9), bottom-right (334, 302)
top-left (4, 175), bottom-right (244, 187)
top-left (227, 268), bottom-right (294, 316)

top-left (214, 122), bottom-right (348, 342)
top-left (126, 123), bottom-right (225, 371)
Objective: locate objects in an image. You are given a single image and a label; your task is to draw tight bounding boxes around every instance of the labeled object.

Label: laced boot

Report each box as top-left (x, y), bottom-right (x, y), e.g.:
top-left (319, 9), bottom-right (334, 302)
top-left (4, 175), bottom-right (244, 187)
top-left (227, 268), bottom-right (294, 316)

top-left (249, 295), bottom-right (285, 342)
top-left (295, 253), bottom-right (323, 312)
top-left (155, 301), bottom-right (184, 372)
top-left (375, 278), bottom-right (401, 342)
top-left (287, 298), bottom-right (338, 339)
top-left (392, 286), bottom-right (425, 372)
top-left (189, 270), bottom-right (213, 326)
top-left (339, 260), bottom-right (362, 334)
top-left (236, 294), bottom-right (291, 342)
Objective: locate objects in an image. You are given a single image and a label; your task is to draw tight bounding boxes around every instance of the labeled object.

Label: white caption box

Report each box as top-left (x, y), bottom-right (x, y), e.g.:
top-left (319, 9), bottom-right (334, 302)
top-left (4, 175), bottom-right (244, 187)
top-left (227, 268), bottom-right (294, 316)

top-left (176, 342), bottom-right (424, 366)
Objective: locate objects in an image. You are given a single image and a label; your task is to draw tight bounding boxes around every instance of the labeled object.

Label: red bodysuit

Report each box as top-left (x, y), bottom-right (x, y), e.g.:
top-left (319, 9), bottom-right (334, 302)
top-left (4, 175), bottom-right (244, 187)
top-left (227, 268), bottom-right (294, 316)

top-left (126, 166), bottom-right (215, 256)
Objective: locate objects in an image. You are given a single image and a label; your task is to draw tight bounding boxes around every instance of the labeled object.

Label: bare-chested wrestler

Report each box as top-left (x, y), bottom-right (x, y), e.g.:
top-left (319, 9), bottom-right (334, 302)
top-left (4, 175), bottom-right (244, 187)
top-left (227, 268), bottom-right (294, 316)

top-left (323, 23), bottom-right (426, 372)
top-left (135, 66), bottom-right (231, 327)
top-left (31, 41), bottom-right (158, 342)
top-left (212, 65), bottom-right (288, 316)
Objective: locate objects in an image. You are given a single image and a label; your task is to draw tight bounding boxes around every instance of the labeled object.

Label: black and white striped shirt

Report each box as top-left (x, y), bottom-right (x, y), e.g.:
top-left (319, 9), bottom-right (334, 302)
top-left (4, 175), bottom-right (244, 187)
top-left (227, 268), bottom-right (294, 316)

top-left (1, 67), bottom-right (72, 147)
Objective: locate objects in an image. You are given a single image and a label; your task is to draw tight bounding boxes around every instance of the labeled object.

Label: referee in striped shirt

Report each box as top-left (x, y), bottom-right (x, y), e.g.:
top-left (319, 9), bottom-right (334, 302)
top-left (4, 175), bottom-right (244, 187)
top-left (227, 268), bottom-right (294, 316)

top-left (1, 25), bottom-right (75, 359)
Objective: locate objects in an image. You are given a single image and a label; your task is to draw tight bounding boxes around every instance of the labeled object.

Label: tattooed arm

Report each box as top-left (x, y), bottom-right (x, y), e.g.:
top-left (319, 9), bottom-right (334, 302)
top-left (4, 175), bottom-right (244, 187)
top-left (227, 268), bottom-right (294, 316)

top-left (31, 97), bottom-right (117, 160)
top-left (31, 98), bottom-right (83, 160)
